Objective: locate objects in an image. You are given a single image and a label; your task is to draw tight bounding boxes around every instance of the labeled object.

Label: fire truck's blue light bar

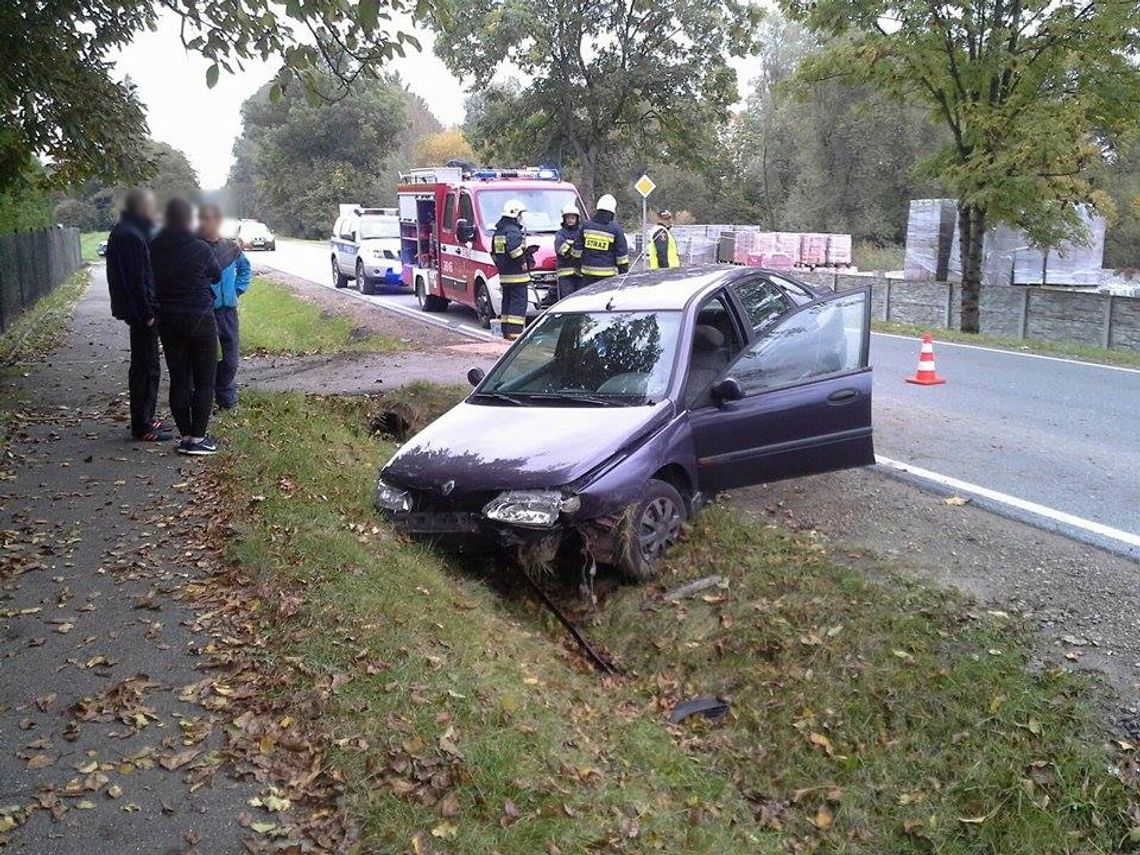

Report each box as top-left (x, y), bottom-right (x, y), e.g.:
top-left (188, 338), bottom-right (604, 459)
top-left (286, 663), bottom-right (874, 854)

top-left (469, 167), bottom-right (561, 182)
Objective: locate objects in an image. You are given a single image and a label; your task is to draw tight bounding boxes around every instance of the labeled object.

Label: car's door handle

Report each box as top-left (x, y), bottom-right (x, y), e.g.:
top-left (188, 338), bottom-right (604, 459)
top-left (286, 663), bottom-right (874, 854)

top-left (827, 389), bottom-right (859, 405)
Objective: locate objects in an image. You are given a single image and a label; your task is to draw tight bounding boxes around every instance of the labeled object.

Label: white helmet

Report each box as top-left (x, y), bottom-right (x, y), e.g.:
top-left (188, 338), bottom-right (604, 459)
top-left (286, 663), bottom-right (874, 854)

top-left (561, 203), bottom-right (580, 218)
top-left (595, 194), bottom-right (617, 214)
top-left (501, 199), bottom-right (526, 218)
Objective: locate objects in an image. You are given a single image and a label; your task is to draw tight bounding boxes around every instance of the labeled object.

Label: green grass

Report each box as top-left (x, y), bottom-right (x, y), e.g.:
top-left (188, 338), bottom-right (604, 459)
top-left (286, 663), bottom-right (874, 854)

top-left (80, 231), bottom-right (107, 262)
top-left (237, 277), bottom-right (405, 356)
top-left (875, 319), bottom-right (1140, 368)
top-left (210, 389), bottom-right (1140, 854)
top-left (853, 241), bottom-right (905, 272)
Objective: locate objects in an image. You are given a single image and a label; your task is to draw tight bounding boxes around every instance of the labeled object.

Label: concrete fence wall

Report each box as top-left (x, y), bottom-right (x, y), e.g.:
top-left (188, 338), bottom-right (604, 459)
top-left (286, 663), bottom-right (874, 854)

top-left (0, 227), bottom-right (83, 332)
top-left (795, 271), bottom-right (1140, 353)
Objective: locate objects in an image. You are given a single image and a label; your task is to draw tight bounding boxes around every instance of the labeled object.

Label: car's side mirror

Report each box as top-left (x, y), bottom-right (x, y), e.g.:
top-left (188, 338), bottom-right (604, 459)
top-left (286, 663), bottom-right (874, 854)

top-left (456, 218), bottom-right (476, 243)
top-left (466, 366), bottom-right (485, 387)
top-left (711, 377), bottom-right (744, 404)
top-left (340, 232), bottom-right (353, 242)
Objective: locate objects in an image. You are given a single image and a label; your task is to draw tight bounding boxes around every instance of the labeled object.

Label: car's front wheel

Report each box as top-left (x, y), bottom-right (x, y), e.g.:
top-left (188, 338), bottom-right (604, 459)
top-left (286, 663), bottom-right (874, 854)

top-left (358, 260), bottom-right (377, 295)
top-left (416, 276), bottom-right (449, 312)
top-left (614, 479), bottom-right (687, 581)
top-left (332, 257), bottom-right (348, 289)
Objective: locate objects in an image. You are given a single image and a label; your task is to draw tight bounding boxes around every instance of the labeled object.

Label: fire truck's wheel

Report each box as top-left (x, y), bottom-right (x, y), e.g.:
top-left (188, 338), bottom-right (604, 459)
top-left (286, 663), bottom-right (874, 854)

top-left (475, 282), bottom-right (496, 329)
top-left (357, 261), bottom-right (377, 295)
top-left (416, 277), bottom-right (449, 313)
top-left (331, 257), bottom-right (348, 289)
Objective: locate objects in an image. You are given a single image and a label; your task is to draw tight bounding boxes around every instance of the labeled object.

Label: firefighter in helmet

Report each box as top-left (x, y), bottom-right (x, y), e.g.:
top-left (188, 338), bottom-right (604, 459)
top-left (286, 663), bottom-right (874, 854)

top-left (575, 194), bottom-right (629, 290)
top-left (490, 199), bottom-right (532, 340)
top-left (554, 202), bottom-right (583, 300)
top-left (648, 209), bottom-right (680, 269)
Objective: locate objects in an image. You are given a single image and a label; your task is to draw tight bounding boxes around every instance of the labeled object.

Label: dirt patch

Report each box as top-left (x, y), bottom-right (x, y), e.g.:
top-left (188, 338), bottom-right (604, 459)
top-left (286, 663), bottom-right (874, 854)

top-left (253, 268), bottom-right (472, 350)
top-left (729, 467), bottom-right (1140, 729)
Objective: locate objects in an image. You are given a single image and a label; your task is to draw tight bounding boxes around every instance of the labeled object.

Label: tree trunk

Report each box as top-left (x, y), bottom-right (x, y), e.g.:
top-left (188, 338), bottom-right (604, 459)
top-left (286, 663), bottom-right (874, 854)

top-left (957, 203), bottom-right (986, 333)
top-left (577, 145), bottom-right (598, 209)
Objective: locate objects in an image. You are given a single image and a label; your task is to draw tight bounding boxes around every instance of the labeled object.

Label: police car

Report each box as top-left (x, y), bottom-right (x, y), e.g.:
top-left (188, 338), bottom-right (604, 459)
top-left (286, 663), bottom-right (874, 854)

top-left (330, 206), bottom-right (405, 295)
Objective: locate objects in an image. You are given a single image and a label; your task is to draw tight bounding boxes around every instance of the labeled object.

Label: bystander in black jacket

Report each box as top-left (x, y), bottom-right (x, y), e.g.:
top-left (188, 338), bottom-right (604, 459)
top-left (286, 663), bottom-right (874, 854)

top-left (107, 213), bottom-right (157, 325)
top-left (150, 230), bottom-right (222, 319)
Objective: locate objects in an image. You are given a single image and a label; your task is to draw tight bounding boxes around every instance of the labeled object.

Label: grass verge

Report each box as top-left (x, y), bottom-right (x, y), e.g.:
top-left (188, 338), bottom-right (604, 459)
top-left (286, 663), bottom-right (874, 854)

top-left (80, 231), bottom-right (107, 262)
top-left (238, 277), bottom-right (405, 356)
top-left (209, 390), bottom-right (1139, 853)
top-left (853, 241), bottom-right (905, 272)
top-left (874, 319), bottom-right (1140, 368)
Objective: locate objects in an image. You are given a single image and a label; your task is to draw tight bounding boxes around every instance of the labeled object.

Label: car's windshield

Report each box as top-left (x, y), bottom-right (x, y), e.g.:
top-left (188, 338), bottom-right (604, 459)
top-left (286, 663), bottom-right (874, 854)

top-left (359, 216), bottom-right (399, 239)
top-left (240, 222), bottom-right (271, 238)
top-left (476, 189), bottom-right (580, 233)
top-left (478, 310), bottom-right (682, 405)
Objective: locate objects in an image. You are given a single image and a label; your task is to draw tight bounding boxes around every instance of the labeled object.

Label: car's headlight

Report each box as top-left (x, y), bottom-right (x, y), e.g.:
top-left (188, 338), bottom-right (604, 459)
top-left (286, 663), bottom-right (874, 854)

top-left (482, 490), bottom-right (579, 528)
top-left (374, 478), bottom-right (412, 512)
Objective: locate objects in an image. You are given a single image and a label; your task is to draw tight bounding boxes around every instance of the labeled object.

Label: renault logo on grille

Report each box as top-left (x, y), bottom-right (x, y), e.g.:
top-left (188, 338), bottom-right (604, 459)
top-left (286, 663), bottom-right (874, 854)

top-left (441, 480), bottom-right (456, 496)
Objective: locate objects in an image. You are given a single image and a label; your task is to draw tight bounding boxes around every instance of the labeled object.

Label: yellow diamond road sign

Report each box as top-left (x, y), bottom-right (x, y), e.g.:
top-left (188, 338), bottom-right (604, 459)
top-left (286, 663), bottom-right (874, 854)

top-left (634, 174), bottom-right (656, 198)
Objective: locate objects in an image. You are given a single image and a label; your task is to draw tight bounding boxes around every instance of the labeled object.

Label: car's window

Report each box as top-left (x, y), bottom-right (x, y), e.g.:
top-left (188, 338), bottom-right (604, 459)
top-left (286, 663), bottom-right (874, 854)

top-left (475, 189), bottom-right (579, 233)
top-left (459, 192), bottom-right (475, 228)
top-left (732, 291), bottom-right (868, 393)
top-left (339, 216), bottom-right (356, 240)
top-left (684, 292), bottom-right (744, 408)
top-left (732, 277), bottom-right (790, 332)
top-left (443, 193), bottom-right (456, 230)
top-left (765, 273), bottom-right (815, 302)
top-left (358, 216), bottom-right (399, 239)
top-left (478, 310), bottom-right (683, 405)
top-left (332, 216), bottom-right (344, 238)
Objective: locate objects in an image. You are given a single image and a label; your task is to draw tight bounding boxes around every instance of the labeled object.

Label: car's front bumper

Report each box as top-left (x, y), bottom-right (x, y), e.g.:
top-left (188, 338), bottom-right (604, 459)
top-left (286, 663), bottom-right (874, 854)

top-left (363, 266), bottom-right (405, 286)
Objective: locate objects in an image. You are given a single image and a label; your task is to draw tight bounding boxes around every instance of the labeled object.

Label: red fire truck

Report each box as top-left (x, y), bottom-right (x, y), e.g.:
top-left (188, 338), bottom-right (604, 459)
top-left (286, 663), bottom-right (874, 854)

top-left (397, 165), bottom-right (584, 328)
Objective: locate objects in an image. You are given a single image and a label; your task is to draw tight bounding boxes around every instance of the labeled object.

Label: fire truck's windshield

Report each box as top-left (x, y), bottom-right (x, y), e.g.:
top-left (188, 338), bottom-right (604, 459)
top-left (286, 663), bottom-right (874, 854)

top-left (476, 189), bottom-right (580, 233)
top-left (359, 216), bottom-right (399, 239)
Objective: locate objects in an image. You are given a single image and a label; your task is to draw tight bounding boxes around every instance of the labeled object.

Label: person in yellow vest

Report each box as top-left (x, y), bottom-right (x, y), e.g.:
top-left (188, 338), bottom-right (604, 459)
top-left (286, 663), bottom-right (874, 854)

top-left (648, 209), bottom-right (680, 269)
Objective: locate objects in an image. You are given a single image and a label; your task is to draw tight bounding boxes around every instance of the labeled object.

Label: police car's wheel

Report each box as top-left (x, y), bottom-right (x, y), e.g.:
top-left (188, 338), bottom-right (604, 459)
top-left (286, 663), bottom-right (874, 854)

top-left (475, 282), bottom-right (495, 329)
top-left (614, 479), bottom-right (687, 582)
top-left (331, 257), bottom-right (348, 289)
top-left (357, 260), bottom-right (376, 295)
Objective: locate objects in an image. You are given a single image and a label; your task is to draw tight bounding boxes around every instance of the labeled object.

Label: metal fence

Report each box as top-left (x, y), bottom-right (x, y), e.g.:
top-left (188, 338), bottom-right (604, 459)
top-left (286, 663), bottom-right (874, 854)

top-left (0, 227), bottom-right (83, 331)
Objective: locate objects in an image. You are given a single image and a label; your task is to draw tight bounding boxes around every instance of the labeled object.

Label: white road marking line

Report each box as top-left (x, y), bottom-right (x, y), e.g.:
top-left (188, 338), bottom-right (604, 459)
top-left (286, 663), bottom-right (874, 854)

top-left (872, 332), bottom-right (1140, 375)
top-left (875, 454), bottom-right (1140, 551)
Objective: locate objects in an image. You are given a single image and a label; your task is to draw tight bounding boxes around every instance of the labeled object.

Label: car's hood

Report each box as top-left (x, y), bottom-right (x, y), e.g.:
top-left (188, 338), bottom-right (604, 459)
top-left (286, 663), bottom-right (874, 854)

top-left (360, 237), bottom-right (401, 253)
top-left (382, 399), bottom-right (673, 493)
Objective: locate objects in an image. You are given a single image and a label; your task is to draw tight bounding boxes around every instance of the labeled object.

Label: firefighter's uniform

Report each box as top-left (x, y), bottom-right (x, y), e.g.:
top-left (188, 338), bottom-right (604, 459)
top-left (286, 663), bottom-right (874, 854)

top-left (490, 203), bottom-right (531, 340)
top-left (575, 195), bottom-right (629, 289)
top-left (553, 204), bottom-right (582, 300)
top-left (648, 223), bottom-right (679, 269)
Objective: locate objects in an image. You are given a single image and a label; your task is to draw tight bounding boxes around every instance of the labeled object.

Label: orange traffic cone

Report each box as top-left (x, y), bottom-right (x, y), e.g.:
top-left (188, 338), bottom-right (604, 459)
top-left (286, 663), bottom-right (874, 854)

top-left (905, 333), bottom-right (947, 385)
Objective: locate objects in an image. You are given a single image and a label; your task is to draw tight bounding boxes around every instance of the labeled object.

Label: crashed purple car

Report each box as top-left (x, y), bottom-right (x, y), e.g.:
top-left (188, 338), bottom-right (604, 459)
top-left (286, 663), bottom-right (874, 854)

top-left (374, 266), bottom-right (874, 580)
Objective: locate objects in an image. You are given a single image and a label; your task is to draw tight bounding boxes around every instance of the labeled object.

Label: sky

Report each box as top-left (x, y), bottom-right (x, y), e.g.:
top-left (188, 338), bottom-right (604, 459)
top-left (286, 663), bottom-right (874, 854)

top-left (114, 12), bottom-right (761, 191)
top-left (113, 13), bottom-right (467, 190)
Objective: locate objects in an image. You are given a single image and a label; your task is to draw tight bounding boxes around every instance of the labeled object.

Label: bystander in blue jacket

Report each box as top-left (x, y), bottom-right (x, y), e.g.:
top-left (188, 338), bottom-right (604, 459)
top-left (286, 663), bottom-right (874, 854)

top-left (198, 204), bottom-right (252, 409)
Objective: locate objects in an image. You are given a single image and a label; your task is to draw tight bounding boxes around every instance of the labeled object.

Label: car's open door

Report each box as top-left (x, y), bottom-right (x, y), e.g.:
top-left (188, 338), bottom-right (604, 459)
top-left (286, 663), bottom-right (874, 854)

top-left (689, 287), bottom-right (874, 492)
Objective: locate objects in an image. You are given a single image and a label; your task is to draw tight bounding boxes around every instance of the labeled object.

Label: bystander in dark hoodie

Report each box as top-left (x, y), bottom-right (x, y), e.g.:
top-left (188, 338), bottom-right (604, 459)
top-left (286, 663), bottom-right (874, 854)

top-left (149, 198), bottom-right (222, 456)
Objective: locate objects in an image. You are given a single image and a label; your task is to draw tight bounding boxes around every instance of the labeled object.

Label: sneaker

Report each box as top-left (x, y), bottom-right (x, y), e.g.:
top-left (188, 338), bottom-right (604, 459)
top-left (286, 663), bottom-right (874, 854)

top-left (133, 426), bottom-right (173, 442)
top-left (177, 437), bottom-right (218, 456)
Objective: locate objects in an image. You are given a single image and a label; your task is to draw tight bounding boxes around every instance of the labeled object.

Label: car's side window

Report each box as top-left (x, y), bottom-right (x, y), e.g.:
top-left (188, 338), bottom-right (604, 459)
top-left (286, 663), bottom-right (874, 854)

top-left (332, 216), bottom-right (344, 239)
top-left (683, 292), bottom-right (745, 408)
top-left (459, 193), bottom-right (475, 227)
top-left (731, 291), bottom-right (868, 394)
top-left (443, 193), bottom-right (456, 230)
top-left (732, 277), bottom-right (790, 333)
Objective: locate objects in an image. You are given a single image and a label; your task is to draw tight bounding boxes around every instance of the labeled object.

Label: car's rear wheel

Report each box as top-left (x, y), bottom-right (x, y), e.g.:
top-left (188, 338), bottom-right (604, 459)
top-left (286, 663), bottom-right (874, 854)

top-left (614, 479), bottom-right (687, 582)
top-left (416, 276), bottom-right (449, 312)
top-left (358, 260), bottom-right (377, 295)
top-left (475, 281), bottom-right (495, 329)
top-left (332, 257), bottom-right (348, 289)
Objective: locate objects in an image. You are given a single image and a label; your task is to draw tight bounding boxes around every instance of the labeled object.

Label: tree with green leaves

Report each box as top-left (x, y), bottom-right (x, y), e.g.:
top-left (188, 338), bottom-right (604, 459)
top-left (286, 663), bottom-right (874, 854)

top-left (226, 73), bottom-right (415, 237)
top-left (0, 0), bottom-right (428, 194)
top-left (435, 0), bottom-right (762, 204)
top-left (782, 0), bottom-right (1140, 331)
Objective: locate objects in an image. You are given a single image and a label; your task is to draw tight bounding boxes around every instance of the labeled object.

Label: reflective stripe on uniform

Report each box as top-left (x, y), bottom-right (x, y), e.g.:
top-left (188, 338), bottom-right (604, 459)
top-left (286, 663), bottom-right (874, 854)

top-left (501, 315), bottom-right (527, 325)
top-left (570, 248), bottom-right (582, 258)
top-left (580, 265), bottom-right (617, 277)
top-left (499, 273), bottom-right (531, 284)
top-left (615, 255), bottom-right (630, 266)
top-left (508, 246), bottom-right (525, 259)
top-left (582, 229), bottom-right (614, 251)
top-left (556, 268), bottom-right (578, 277)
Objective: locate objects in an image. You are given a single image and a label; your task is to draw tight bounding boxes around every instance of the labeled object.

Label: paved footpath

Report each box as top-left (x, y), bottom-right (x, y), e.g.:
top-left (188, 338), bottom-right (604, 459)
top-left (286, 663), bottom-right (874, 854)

top-left (0, 281), bottom-right (257, 853)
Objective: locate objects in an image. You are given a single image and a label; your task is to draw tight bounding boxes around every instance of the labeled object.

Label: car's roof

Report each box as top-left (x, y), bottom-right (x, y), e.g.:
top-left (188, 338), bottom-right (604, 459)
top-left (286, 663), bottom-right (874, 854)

top-left (552, 265), bottom-right (750, 313)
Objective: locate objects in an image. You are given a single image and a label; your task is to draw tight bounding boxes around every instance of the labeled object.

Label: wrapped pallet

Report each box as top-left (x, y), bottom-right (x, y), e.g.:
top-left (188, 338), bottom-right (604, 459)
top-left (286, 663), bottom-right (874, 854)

top-left (774, 232), bottom-right (801, 265)
top-left (800, 233), bottom-right (829, 266)
top-left (904, 199), bottom-right (957, 280)
top-left (826, 234), bottom-right (852, 266)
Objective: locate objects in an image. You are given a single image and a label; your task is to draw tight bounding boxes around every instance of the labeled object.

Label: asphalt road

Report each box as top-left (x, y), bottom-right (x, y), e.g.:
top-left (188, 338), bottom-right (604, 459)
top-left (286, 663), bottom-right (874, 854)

top-left (257, 238), bottom-right (1140, 557)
